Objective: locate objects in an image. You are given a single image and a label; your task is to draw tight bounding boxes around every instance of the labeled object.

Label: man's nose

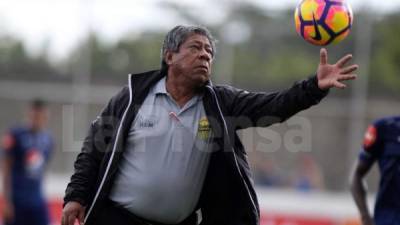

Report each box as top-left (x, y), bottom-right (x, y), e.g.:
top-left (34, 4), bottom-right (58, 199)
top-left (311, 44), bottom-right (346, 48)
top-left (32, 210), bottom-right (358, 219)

top-left (199, 48), bottom-right (212, 62)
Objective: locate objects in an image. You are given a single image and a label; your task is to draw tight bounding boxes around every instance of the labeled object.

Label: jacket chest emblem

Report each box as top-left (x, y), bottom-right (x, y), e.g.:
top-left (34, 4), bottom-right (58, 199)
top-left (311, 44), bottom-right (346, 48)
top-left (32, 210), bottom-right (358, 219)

top-left (137, 115), bottom-right (158, 128)
top-left (197, 117), bottom-right (211, 140)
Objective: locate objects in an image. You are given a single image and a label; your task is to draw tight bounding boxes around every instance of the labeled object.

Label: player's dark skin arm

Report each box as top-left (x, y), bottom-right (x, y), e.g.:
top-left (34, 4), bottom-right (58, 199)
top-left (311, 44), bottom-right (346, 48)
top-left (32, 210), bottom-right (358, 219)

top-left (350, 159), bottom-right (375, 225)
top-left (2, 155), bottom-right (14, 223)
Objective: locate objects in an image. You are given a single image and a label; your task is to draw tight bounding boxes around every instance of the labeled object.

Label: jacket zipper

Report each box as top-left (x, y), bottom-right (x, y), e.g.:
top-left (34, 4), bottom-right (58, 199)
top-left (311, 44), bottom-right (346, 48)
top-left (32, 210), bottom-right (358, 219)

top-left (84, 74), bottom-right (134, 223)
top-left (205, 84), bottom-right (257, 220)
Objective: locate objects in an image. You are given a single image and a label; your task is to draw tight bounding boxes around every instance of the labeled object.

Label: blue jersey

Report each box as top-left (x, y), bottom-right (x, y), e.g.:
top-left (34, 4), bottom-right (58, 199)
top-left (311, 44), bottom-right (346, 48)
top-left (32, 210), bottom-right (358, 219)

top-left (2, 126), bottom-right (53, 207)
top-left (359, 116), bottom-right (400, 224)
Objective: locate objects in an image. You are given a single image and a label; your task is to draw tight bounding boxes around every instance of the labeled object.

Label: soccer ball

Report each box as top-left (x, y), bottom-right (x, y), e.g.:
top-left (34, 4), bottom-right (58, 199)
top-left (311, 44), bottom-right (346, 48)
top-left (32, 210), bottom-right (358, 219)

top-left (294, 0), bottom-right (353, 46)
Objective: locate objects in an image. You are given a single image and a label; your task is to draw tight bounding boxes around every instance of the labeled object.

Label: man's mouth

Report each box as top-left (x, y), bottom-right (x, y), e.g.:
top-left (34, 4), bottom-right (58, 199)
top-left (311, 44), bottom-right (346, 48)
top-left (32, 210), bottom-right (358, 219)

top-left (196, 65), bottom-right (208, 71)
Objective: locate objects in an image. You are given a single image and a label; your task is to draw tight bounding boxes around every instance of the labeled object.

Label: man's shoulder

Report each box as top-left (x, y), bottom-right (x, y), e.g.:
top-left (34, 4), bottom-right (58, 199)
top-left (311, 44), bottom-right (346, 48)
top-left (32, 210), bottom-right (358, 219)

top-left (129, 69), bottom-right (160, 78)
top-left (371, 116), bottom-right (400, 133)
top-left (374, 116), bottom-right (399, 125)
top-left (8, 125), bottom-right (28, 136)
top-left (106, 70), bottom-right (163, 115)
top-left (114, 85), bottom-right (130, 98)
top-left (212, 84), bottom-right (247, 95)
top-left (128, 69), bottom-right (162, 85)
top-left (2, 126), bottom-right (29, 147)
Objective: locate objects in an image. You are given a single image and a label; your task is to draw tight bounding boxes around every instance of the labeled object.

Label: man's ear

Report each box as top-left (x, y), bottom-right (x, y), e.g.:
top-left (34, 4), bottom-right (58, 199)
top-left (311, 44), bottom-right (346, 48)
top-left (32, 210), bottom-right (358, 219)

top-left (165, 51), bottom-right (174, 66)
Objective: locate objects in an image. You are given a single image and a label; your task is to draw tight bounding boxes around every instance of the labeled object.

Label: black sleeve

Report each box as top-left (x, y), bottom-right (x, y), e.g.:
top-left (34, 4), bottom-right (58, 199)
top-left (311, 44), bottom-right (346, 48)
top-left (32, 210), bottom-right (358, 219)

top-left (63, 86), bottom-right (128, 206)
top-left (215, 75), bottom-right (328, 129)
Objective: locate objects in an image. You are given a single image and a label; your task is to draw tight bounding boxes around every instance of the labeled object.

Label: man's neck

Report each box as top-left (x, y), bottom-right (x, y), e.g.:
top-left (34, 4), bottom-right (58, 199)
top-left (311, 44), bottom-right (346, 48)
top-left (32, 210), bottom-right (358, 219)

top-left (166, 74), bottom-right (198, 108)
top-left (29, 125), bottom-right (43, 133)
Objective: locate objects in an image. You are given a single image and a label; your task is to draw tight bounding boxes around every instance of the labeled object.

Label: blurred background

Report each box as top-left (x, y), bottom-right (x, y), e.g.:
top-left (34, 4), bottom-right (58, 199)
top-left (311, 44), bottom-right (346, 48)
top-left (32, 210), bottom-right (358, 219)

top-left (0, 0), bottom-right (399, 224)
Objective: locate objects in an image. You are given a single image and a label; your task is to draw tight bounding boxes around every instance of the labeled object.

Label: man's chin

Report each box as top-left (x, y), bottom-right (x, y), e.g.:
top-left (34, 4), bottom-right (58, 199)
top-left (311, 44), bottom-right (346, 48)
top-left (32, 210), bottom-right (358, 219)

top-left (186, 71), bottom-right (210, 87)
top-left (196, 74), bottom-right (210, 85)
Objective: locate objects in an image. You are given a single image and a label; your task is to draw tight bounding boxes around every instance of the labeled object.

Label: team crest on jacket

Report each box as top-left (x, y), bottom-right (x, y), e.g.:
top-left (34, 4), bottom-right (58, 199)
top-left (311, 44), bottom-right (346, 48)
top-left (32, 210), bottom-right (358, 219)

top-left (197, 117), bottom-right (211, 140)
top-left (1, 134), bottom-right (15, 151)
top-left (25, 148), bottom-right (44, 177)
top-left (363, 125), bottom-right (377, 149)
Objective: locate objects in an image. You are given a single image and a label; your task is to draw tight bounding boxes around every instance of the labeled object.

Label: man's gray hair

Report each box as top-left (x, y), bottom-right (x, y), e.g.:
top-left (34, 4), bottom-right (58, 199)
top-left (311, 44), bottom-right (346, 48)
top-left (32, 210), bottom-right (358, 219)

top-left (161, 25), bottom-right (216, 70)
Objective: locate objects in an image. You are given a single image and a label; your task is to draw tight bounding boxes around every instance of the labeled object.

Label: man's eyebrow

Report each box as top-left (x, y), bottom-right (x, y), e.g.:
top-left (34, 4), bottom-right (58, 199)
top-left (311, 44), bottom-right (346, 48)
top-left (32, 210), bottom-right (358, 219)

top-left (189, 40), bottom-right (212, 48)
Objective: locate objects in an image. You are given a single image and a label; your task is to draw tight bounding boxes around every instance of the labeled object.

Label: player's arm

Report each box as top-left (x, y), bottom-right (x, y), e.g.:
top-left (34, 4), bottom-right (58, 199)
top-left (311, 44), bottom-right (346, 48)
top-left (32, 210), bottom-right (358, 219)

top-left (350, 124), bottom-right (381, 225)
top-left (1, 133), bottom-right (15, 222)
top-left (350, 159), bottom-right (375, 225)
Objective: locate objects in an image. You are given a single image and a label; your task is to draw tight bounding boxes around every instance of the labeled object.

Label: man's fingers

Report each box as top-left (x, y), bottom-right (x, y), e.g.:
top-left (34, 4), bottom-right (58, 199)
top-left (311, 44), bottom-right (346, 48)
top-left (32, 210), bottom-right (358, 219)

top-left (67, 213), bottom-right (76, 225)
top-left (341, 64), bottom-right (358, 74)
top-left (336, 54), bottom-right (353, 67)
top-left (338, 74), bottom-right (357, 81)
top-left (62, 213), bottom-right (70, 225)
top-left (78, 208), bottom-right (85, 225)
top-left (333, 80), bottom-right (346, 89)
top-left (320, 48), bottom-right (328, 65)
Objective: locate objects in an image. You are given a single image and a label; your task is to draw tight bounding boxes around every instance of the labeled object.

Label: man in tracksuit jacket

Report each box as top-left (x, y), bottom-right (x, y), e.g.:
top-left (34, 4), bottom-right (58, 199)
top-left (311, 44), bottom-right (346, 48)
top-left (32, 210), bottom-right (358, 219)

top-left (62, 25), bottom-right (358, 225)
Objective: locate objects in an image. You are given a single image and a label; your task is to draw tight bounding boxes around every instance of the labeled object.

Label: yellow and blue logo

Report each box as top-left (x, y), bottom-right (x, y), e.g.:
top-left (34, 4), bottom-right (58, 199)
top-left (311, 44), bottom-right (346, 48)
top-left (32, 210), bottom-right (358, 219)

top-left (197, 117), bottom-right (211, 140)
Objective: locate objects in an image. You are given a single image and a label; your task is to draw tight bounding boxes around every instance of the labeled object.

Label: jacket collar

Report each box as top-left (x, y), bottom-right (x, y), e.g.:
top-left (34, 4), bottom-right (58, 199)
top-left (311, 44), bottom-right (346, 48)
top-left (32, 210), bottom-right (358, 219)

top-left (129, 69), bottom-right (213, 102)
top-left (153, 76), bottom-right (168, 95)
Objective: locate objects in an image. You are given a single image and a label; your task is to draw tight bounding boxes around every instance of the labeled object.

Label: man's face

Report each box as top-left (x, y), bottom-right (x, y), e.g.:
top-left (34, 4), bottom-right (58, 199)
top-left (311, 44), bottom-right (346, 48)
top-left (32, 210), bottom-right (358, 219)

top-left (166, 33), bottom-right (213, 86)
top-left (29, 107), bottom-right (48, 130)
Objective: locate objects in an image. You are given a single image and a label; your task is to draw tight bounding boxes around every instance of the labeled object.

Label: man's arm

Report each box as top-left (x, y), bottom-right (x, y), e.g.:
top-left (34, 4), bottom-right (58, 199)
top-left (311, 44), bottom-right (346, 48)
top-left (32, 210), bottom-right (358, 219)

top-left (216, 48), bottom-right (358, 129)
top-left (2, 155), bottom-right (13, 222)
top-left (216, 76), bottom-right (327, 128)
top-left (64, 86), bottom-right (128, 205)
top-left (1, 133), bottom-right (15, 223)
top-left (62, 86), bottom-right (128, 225)
top-left (316, 48), bottom-right (358, 90)
top-left (350, 159), bottom-right (375, 225)
top-left (62, 105), bottom-right (116, 225)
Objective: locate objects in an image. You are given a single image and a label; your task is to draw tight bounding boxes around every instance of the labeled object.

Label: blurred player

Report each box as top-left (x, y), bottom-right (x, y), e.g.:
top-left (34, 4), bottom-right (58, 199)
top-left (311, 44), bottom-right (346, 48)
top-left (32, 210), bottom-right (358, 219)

top-left (1, 99), bottom-right (54, 225)
top-left (350, 116), bottom-right (400, 225)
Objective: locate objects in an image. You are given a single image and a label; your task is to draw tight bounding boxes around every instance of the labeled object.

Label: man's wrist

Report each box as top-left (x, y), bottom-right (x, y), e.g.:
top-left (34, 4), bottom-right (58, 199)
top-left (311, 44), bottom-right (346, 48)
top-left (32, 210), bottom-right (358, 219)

top-left (308, 75), bottom-right (329, 98)
top-left (361, 214), bottom-right (372, 221)
top-left (63, 198), bottom-right (86, 208)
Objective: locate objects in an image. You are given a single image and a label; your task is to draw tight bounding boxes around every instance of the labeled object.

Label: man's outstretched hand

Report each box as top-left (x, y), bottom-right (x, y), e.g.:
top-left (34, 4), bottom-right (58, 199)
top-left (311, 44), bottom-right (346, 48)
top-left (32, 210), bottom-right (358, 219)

top-left (317, 48), bottom-right (358, 90)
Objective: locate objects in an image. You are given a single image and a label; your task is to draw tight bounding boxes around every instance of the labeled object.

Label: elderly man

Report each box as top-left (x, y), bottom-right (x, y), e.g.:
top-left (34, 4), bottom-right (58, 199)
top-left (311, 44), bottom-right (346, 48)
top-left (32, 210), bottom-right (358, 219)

top-left (62, 25), bottom-right (358, 225)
